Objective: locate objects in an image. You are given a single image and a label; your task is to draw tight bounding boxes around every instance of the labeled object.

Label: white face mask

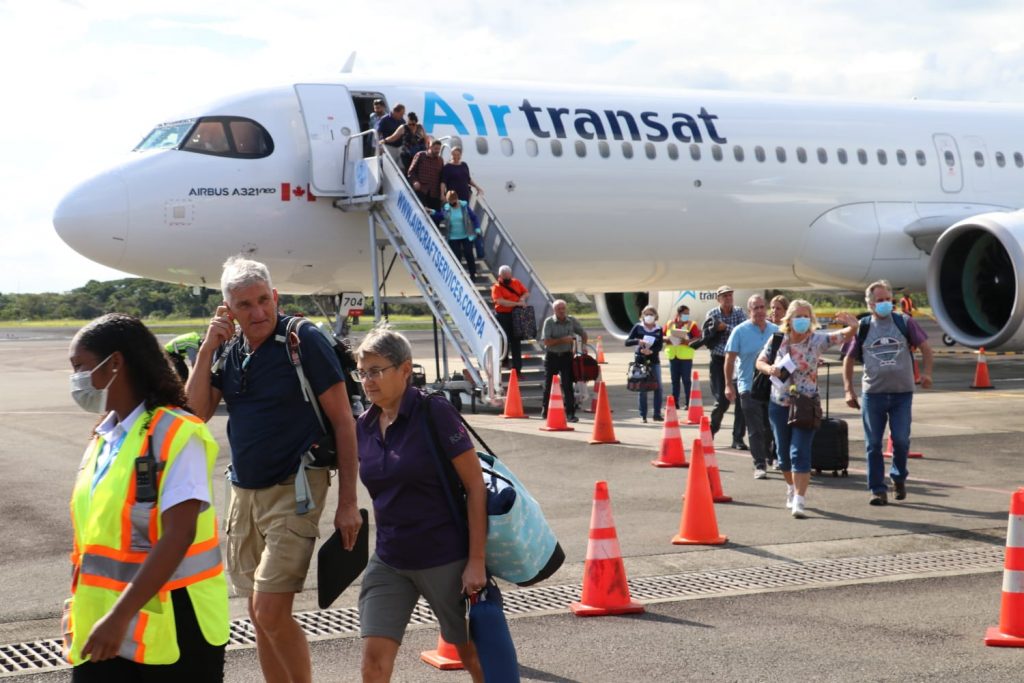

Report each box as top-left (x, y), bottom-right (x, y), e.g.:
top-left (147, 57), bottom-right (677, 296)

top-left (643, 315), bottom-right (656, 325)
top-left (70, 354), bottom-right (117, 414)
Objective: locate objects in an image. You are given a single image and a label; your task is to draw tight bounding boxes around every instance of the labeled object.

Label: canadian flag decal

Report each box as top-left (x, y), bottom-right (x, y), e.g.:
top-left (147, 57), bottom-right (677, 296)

top-left (281, 183), bottom-right (317, 202)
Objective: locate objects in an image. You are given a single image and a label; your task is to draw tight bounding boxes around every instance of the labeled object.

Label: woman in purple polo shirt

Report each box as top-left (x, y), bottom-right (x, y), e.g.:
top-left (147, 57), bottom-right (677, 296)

top-left (355, 326), bottom-right (487, 682)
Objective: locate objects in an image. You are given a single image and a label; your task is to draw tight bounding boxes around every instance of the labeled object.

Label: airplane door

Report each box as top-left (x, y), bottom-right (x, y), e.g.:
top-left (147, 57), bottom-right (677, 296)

top-left (933, 133), bottom-right (962, 193)
top-left (295, 84), bottom-right (360, 196)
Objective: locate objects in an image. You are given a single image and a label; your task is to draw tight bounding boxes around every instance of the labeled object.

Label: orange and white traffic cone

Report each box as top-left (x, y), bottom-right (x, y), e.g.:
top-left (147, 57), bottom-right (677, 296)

top-left (686, 370), bottom-right (705, 425)
top-left (985, 488), bottom-right (1024, 646)
top-left (589, 382), bottom-right (620, 445)
top-left (596, 336), bottom-right (607, 364)
top-left (420, 634), bottom-right (464, 670)
top-left (540, 375), bottom-right (574, 432)
top-left (500, 369), bottom-right (528, 419)
top-left (883, 432), bottom-right (923, 459)
top-left (673, 439), bottom-right (728, 545)
top-left (570, 481), bottom-right (644, 616)
top-left (972, 347), bottom-right (995, 389)
top-left (585, 379), bottom-right (600, 413)
top-left (700, 416), bottom-right (732, 503)
top-left (651, 396), bottom-right (688, 468)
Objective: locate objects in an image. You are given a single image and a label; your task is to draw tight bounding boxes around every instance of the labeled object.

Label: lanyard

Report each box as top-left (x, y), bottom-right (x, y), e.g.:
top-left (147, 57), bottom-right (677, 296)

top-left (91, 431), bottom-right (128, 494)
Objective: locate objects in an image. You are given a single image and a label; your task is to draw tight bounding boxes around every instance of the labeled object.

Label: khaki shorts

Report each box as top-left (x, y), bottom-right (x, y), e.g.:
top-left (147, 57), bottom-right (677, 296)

top-left (226, 468), bottom-right (330, 596)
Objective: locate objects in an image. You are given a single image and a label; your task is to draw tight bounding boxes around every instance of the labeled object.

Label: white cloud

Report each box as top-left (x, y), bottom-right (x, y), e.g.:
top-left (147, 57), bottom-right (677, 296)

top-left (2, 0), bottom-right (1024, 292)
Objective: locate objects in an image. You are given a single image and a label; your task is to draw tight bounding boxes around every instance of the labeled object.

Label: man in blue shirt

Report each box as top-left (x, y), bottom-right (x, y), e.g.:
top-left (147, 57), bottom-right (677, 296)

top-left (186, 256), bottom-right (361, 683)
top-left (725, 295), bottom-right (779, 478)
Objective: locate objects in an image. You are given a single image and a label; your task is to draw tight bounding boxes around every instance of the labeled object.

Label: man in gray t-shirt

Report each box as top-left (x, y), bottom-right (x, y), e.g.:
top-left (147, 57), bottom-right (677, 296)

top-left (842, 280), bottom-right (933, 506)
top-left (540, 299), bottom-right (587, 422)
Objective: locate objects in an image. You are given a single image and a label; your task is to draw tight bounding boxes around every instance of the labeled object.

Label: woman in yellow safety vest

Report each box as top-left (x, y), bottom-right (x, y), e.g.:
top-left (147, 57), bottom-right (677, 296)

top-left (64, 313), bottom-right (229, 681)
top-left (664, 305), bottom-right (702, 410)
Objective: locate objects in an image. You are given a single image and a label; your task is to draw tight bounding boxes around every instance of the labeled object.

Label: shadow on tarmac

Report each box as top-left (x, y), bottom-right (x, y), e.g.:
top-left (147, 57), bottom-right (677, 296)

top-left (517, 666), bottom-right (584, 683)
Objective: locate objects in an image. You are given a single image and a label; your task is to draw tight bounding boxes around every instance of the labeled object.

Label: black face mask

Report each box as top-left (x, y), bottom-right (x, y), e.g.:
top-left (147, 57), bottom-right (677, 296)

top-left (501, 278), bottom-right (512, 285)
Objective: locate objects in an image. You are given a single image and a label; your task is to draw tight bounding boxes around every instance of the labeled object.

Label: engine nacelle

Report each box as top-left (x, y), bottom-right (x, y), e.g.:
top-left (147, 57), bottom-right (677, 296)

top-left (927, 211), bottom-right (1024, 350)
top-left (594, 292), bottom-right (650, 339)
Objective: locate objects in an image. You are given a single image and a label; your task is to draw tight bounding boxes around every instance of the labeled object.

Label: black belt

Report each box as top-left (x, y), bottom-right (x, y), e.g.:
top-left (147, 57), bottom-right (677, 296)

top-left (546, 351), bottom-right (572, 357)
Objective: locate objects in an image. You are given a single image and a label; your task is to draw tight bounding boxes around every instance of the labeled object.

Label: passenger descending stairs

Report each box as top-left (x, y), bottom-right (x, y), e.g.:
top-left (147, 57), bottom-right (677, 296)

top-left (333, 150), bottom-right (553, 409)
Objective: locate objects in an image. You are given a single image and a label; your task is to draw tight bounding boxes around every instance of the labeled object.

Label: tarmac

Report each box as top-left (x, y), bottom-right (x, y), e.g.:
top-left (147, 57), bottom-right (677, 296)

top-left (2, 320), bottom-right (1024, 681)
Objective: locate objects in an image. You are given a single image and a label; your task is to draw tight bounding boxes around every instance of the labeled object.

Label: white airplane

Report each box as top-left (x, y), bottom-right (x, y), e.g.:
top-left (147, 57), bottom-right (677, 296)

top-left (53, 75), bottom-right (1024, 349)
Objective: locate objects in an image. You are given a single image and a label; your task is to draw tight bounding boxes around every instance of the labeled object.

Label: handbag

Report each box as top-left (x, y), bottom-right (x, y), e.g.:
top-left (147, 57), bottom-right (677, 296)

top-left (572, 352), bottom-right (600, 382)
top-left (787, 392), bottom-right (822, 430)
top-left (751, 333), bottom-right (784, 402)
top-left (423, 394), bottom-right (565, 586)
top-left (469, 580), bottom-right (520, 682)
top-left (626, 358), bottom-right (657, 392)
top-left (511, 305), bottom-right (537, 340)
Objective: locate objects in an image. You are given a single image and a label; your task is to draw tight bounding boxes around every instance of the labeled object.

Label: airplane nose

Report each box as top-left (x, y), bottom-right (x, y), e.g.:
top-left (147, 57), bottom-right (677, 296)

top-left (53, 170), bottom-right (129, 269)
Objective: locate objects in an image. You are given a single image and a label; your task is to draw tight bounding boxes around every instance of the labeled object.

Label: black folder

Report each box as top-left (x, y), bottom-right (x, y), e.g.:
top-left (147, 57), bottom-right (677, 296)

top-left (317, 508), bottom-right (370, 609)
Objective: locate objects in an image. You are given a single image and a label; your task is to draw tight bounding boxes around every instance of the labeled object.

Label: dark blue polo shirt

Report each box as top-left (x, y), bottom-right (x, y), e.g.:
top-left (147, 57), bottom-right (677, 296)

top-left (357, 387), bottom-right (473, 570)
top-left (212, 316), bottom-right (344, 488)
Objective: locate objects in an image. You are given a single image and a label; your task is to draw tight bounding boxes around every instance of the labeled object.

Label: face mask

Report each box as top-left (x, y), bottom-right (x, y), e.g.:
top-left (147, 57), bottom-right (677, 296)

top-left (501, 278), bottom-right (512, 285)
top-left (874, 301), bottom-right (893, 317)
top-left (791, 317), bottom-right (811, 334)
top-left (680, 314), bottom-right (689, 322)
top-left (643, 315), bottom-right (656, 325)
top-left (70, 354), bottom-right (117, 414)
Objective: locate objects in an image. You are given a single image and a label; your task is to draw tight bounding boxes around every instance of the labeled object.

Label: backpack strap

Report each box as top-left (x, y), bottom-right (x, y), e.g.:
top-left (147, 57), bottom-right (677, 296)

top-left (278, 316), bottom-right (326, 514)
top-left (855, 314), bottom-right (911, 363)
top-left (767, 332), bottom-right (784, 364)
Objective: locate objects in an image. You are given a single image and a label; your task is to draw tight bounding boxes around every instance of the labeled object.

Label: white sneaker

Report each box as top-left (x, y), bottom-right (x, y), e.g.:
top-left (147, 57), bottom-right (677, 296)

top-left (791, 496), bottom-right (807, 519)
top-left (771, 461), bottom-right (782, 471)
top-left (754, 468), bottom-right (767, 480)
top-left (785, 489), bottom-right (794, 509)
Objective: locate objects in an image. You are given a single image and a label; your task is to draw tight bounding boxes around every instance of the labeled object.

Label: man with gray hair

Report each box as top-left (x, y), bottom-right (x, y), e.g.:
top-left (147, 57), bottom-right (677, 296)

top-left (540, 299), bottom-right (587, 422)
top-left (491, 265), bottom-right (530, 373)
top-left (186, 255), bottom-right (361, 682)
top-left (842, 279), bottom-right (933, 506)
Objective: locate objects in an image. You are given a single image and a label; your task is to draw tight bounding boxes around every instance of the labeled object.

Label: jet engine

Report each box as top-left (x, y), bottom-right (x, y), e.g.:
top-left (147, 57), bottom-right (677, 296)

top-left (927, 211), bottom-right (1024, 350)
top-left (594, 292), bottom-right (650, 339)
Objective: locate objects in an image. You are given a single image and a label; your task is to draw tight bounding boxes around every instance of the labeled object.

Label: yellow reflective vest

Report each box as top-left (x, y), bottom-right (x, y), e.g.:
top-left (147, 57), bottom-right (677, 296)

top-left (65, 406), bottom-right (229, 666)
top-left (664, 321), bottom-right (700, 361)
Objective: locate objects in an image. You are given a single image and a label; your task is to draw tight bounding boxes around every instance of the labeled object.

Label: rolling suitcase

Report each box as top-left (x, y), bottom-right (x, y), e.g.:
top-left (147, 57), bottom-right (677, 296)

top-left (812, 361), bottom-right (849, 477)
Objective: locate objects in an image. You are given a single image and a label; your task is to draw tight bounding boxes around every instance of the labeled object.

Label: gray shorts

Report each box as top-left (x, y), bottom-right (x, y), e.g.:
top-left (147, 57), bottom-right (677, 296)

top-left (358, 554), bottom-right (469, 644)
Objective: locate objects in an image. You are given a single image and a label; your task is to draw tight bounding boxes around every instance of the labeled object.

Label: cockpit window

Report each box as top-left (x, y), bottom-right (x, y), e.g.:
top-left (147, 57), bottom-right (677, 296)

top-left (180, 116), bottom-right (274, 158)
top-left (134, 120), bottom-right (195, 151)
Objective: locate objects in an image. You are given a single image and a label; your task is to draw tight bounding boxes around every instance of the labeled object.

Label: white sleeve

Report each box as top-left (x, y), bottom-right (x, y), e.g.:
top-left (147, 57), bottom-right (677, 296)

top-left (159, 434), bottom-right (212, 514)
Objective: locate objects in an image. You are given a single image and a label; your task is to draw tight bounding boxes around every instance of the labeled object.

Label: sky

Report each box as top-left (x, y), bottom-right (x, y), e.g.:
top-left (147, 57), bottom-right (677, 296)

top-left (3, 0), bottom-right (1024, 293)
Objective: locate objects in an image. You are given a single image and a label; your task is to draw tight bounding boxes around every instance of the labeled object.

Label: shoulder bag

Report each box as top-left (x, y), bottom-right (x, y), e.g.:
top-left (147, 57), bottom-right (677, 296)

top-left (787, 392), bottom-right (822, 430)
top-left (626, 357), bottom-right (657, 392)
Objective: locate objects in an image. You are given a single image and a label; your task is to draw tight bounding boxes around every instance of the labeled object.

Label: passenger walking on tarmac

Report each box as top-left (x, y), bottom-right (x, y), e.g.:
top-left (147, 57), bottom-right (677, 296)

top-left (432, 190), bottom-right (481, 279)
top-left (379, 111), bottom-right (427, 172)
top-left (376, 103), bottom-right (406, 167)
top-left (491, 265), bottom-right (530, 373)
top-left (186, 256), bottom-right (362, 683)
top-left (725, 295), bottom-right (779, 478)
top-left (769, 295), bottom-right (789, 325)
top-left (706, 286), bottom-right (748, 447)
top-left (355, 326), bottom-right (486, 683)
top-left (664, 304), bottom-right (701, 409)
top-left (626, 305), bottom-right (665, 423)
top-left (408, 140), bottom-right (445, 210)
top-left (540, 300), bottom-right (587, 423)
top-left (64, 314), bottom-right (229, 681)
top-left (756, 301), bottom-right (858, 518)
top-left (842, 280), bottom-right (933, 506)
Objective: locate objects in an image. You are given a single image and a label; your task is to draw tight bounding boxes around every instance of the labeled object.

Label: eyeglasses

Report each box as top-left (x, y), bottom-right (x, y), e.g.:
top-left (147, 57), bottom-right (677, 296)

top-left (352, 365), bottom-right (397, 382)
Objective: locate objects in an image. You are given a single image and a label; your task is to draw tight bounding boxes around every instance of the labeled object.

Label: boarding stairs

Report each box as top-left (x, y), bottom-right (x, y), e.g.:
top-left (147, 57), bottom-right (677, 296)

top-left (325, 132), bottom-right (554, 409)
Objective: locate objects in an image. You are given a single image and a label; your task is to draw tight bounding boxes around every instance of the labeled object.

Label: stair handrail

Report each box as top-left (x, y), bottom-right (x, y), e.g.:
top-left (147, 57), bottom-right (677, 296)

top-left (341, 129), bottom-right (379, 191)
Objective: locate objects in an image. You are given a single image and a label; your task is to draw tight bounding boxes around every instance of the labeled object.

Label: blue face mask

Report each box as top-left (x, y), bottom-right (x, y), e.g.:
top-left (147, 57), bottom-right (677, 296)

top-left (680, 314), bottom-right (689, 322)
top-left (874, 301), bottom-right (893, 317)
top-left (791, 317), bottom-right (811, 334)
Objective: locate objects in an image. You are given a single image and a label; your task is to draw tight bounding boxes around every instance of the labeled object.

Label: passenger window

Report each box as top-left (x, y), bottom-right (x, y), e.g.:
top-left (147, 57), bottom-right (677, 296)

top-left (476, 138), bottom-right (489, 155)
top-left (621, 141), bottom-right (633, 159)
top-left (644, 142), bottom-right (656, 159)
top-left (944, 150), bottom-right (955, 167)
top-left (975, 150), bottom-right (985, 167)
top-left (575, 140), bottom-right (587, 158)
top-left (711, 145), bottom-right (723, 161)
top-left (733, 145), bottom-right (744, 162)
top-left (1016, 152), bottom-right (1024, 168)
top-left (598, 140), bottom-right (610, 158)
top-left (896, 149), bottom-right (907, 166)
top-left (916, 150), bottom-right (927, 166)
top-left (996, 151), bottom-right (1006, 167)
top-left (857, 149), bottom-right (868, 165)
top-left (817, 148), bottom-right (827, 164)
top-left (667, 143), bottom-right (679, 160)
top-left (796, 147), bottom-right (807, 163)
top-left (877, 149), bottom-right (887, 165)
top-left (550, 139), bottom-right (563, 157)
top-left (755, 146), bottom-right (766, 162)
top-left (500, 138), bottom-right (514, 156)
top-left (690, 144), bottom-right (701, 161)
top-left (183, 120), bottom-right (231, 155)
top-left (775, 146), bottom-right (786, 163)
top-left (837, 148), bottom-right (848, 164)
top-left (525, 138), bottom-right (538, 157)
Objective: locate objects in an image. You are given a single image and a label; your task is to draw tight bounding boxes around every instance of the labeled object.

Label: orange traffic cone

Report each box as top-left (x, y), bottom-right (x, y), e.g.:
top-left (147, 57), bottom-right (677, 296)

top-left (500, 369), bottom-right (528, 419)
top-left (883, 432), bottom-right (923, 459)
top-left (570, 481), bottom-right (645, 616)
top-left (972, 347), bottom-right (995, 389)
top-left (589, 382), bottom-right (620, 444)
top-left (596, 336), bottom-right (607, 364)
top-left (700, 416), bottom-right (732, 503)
top-left (651, 396), bottom-right (688, 468)
top-left (540, 375), bottom-right (575, 432)
top-left (420, 634), bottom-right (464, 670)
top-left (986, 488), bottom-right (1024, 646)
top-left (686, 370), bottom-right (705, 425)
top-left (673, 439), bottom-right (728, 545)
top-left (585, 378), bottom-right (600, 413)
